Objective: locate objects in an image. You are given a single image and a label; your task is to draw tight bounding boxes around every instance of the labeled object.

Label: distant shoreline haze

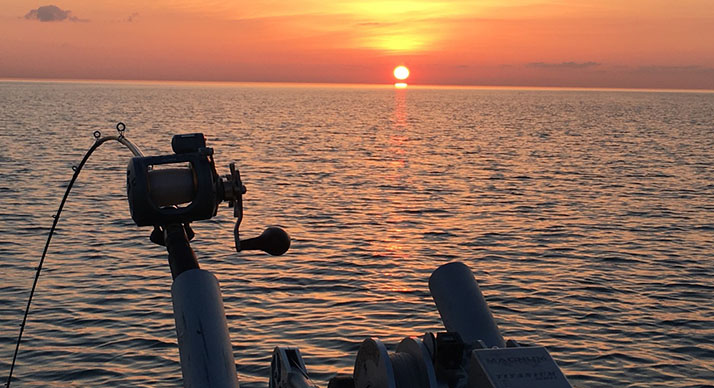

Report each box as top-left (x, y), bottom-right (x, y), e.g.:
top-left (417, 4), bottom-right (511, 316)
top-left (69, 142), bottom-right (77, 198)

top-left (1, 78), bottom-right (713, 93)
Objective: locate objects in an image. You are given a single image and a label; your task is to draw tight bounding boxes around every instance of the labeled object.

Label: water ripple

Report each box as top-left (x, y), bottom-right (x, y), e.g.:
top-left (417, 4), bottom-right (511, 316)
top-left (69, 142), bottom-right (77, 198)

top-left (1, 82), bottom-right (713, 387)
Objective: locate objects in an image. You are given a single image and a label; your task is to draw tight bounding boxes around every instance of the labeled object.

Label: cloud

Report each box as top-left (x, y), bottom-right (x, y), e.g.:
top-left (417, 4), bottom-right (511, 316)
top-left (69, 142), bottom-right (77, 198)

top-left (634, 65), bottom-right (714, 73)
top-left (527, 61), bottom-right (601, 69)
top-left (126, 12), bottom-right (140, 22)
top-left (24, 5), bottom-right (87, 22)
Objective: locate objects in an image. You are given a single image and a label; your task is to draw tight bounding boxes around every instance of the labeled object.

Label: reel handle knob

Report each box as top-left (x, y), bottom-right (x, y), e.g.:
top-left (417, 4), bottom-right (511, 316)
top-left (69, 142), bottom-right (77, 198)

top-left (237, 227), bottom-right (290, 256)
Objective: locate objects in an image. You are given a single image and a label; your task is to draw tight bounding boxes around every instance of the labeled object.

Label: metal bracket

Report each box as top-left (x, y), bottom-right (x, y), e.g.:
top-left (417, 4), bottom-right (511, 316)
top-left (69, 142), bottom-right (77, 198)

top-left (270, 347), bottom-right (318, 388)
top-left (223, 162), bottom-right (246, 252)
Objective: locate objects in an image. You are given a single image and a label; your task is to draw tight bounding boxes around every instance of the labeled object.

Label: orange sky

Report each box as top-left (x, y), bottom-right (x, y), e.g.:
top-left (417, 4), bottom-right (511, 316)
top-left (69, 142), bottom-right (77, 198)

top-left (1, 0), bottom-right (713, 89)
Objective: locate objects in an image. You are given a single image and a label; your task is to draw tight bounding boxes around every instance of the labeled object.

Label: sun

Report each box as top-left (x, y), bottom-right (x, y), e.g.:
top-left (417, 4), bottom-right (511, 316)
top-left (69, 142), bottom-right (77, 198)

top-left (393, 66), bottom-right (410, 81)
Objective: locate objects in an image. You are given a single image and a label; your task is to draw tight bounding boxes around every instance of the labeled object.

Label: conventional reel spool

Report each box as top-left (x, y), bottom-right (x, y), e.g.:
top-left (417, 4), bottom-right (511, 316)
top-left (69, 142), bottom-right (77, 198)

top-left (126, 132), bottom-right (289, 255)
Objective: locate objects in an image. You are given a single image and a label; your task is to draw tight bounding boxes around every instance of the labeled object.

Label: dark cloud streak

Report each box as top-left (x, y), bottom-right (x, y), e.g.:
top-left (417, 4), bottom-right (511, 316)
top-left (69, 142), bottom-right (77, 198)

top-left (24, 5), bottom-right (87, 22)
top-left (527, 61), bottom-right (601, 69)
top-left (635, 65), bottom-right (713, 73)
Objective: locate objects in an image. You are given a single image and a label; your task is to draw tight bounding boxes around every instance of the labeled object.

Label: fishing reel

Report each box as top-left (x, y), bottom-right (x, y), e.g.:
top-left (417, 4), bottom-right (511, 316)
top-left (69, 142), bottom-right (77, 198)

top-left (126, 133), bottom-right (289, 255)
top-left (270, 262), bottom-right (573, 388)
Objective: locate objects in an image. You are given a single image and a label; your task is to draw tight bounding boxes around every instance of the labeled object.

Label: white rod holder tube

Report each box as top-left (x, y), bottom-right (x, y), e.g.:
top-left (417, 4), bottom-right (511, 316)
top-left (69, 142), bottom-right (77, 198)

top-left (172, 269), bottom-right (240, 388)
top-left (429, 262), bottom-right (505, 348)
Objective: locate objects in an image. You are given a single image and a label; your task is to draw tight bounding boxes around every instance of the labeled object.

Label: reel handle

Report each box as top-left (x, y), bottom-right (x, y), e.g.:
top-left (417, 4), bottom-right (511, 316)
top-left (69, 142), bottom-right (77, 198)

top-left (235, 226), bottom-right (290, 256)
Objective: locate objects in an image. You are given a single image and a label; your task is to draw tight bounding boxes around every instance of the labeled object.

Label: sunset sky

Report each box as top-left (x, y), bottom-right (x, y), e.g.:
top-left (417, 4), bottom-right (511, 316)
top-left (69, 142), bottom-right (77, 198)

top-left (1, 0), bottom-right (713, 89)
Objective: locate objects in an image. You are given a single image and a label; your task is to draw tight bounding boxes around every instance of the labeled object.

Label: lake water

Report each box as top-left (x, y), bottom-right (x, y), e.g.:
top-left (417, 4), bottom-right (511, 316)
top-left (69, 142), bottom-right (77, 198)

top-left (0, 81), bottom-right (713, 387)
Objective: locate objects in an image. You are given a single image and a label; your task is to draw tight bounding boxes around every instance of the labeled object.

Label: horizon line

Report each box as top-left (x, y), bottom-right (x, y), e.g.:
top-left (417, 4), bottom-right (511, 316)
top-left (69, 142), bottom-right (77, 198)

top-left (2, 76), bottom-right (713, 94)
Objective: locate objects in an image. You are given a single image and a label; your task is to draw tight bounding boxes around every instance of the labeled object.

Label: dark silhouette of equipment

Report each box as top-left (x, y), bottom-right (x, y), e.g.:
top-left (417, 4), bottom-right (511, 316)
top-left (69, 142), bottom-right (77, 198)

top-left (126, 132), bottom-right (290, 256)
top-left (270, 262), bottom-right (573, 388)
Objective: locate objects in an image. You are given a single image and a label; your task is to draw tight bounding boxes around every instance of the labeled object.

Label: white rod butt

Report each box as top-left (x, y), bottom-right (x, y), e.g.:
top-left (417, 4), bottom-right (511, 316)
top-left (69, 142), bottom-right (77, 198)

top-left (172, 269), bottom-right (239, 388)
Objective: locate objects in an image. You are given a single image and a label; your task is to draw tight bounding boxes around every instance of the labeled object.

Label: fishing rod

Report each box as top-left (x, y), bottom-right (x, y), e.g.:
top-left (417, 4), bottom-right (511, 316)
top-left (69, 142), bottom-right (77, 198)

top-left (5, 123), bottom-right (143, 388)
top-left (7, 124), bottom-right (573, 388)
top-left (6, 123), bottom-right (290, 388)
top-left (125, 130), bottom-right (291, 387)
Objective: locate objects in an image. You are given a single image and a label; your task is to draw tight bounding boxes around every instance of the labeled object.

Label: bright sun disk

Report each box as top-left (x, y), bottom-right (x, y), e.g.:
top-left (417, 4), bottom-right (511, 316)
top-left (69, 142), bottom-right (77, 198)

top-left (393, 66), bottom-right (410, 80)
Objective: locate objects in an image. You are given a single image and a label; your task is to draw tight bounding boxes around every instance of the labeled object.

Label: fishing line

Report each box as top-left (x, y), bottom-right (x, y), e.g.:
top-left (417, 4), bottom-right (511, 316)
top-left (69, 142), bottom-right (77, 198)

top-left (5, 123), bottom-right (143, 388)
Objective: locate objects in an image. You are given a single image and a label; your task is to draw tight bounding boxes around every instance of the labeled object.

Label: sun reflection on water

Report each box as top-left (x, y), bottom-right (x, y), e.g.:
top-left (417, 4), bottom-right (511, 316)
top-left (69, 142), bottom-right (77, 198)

top-left (2, 83), bottom-right (713, 387)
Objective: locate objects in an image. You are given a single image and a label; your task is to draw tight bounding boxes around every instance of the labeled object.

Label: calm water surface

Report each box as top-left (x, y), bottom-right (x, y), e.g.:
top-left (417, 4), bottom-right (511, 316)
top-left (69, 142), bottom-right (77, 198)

top-left (0, 81), bottom-right (713, 387)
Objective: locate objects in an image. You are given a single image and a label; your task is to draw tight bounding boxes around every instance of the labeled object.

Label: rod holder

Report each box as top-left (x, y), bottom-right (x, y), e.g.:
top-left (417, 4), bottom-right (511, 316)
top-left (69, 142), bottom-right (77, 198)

top-left (172, 269), bottom-right (240, 388)
top-left (429, 262), bottom-right (505, 348)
